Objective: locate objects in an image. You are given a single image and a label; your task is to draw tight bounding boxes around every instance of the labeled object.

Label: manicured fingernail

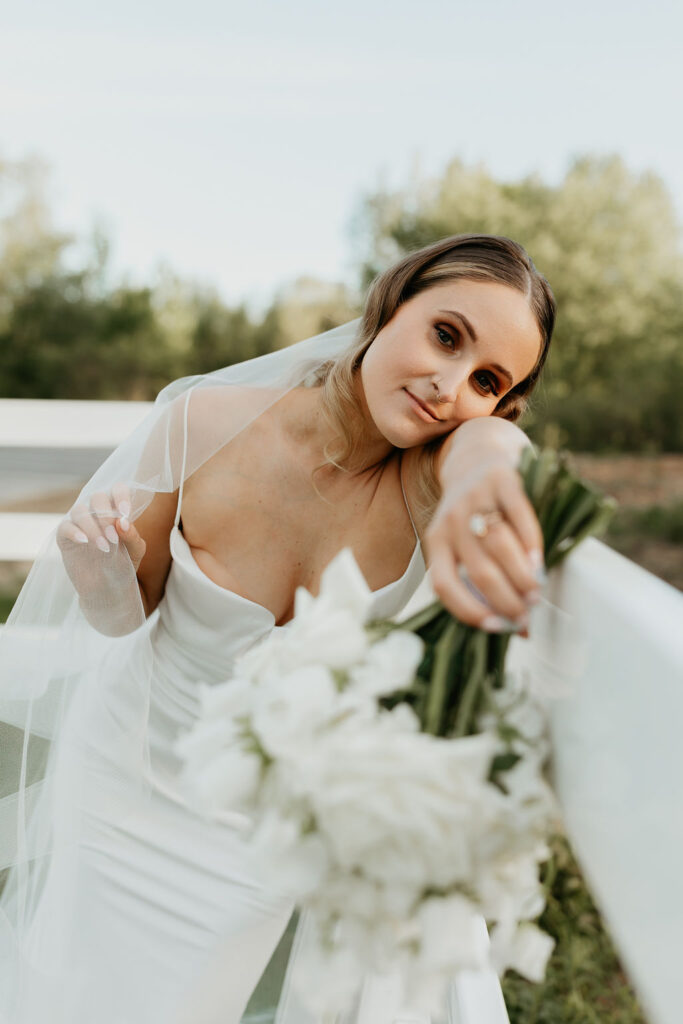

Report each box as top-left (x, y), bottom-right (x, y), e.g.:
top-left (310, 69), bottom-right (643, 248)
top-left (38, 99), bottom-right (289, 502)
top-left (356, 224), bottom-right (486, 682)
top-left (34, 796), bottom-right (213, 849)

top-left (120, 517), bottom-right (130, 532)
top-left (105, 525), bottom-right (119, 545)
top-left (528, 549), bottom-right (547, 584)
top-left (73, 529), bottom-right (88, 544)
top-left (528, 548), bottom-right (543, 569)
top-left (481, 615), bottom-right (510, 632)
top-left (118, 501), bottom-right (131, 518)
top-left (96, 536), bottom-right (109, 553)
top-left (482, 613), bottom-right (529, 633)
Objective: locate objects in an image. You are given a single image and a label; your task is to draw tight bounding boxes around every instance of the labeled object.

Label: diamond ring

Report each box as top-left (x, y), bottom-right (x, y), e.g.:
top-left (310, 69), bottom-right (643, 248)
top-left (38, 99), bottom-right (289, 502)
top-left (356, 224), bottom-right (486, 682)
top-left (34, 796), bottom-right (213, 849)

top-left (468, 509), bottom-right (505, 538)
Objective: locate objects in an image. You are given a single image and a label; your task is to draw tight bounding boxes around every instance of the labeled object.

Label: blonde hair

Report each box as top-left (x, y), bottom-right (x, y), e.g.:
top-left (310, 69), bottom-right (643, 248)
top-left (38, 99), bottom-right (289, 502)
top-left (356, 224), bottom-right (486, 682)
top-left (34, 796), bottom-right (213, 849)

top-left (312, 234), bottom-right (556, 526)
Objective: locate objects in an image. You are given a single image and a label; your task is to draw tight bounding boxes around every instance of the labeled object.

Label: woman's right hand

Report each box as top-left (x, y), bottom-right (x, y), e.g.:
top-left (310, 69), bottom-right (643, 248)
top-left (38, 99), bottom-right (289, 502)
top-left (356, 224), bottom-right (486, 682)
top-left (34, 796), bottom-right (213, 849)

top-left (57, 484), bottom-right (147, 615)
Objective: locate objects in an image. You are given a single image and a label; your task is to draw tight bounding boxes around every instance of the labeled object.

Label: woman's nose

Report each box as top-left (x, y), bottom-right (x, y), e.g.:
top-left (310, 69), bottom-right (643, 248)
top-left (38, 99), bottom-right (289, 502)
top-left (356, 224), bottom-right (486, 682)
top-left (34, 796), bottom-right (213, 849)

top-left (436, 360), bottom-right (471, 404)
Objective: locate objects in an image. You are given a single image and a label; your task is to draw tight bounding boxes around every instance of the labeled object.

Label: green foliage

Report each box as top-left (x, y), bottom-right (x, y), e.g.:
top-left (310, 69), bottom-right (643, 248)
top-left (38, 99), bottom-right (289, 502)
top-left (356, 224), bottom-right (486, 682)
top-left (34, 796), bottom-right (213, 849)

top-left (0, 155), bottom-right (290, 399)
top-left (607, 501), bottom-right (683, 545)
top-left (0, 272), bottom-right (173, 399)
top-left (0, 591), bottom-right (16, 623)
top-left (355, 154), bottom-right (683, 453)
top-left (502, 833), bottom-right (648, 1024)
top-left (2, 150), bottom-right (682, 449)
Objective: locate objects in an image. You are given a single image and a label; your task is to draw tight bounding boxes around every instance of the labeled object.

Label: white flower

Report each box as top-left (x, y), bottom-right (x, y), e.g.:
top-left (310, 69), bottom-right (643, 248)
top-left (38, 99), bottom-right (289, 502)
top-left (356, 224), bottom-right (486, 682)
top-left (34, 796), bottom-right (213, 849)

top-left (501, 753), bottom-right (558, 822)
top-left (489, 920), bottom-right (555, 982)
top-left (476, 850), bottom-right (547, 924)
top-left (196, 675), bottom-right (254, 718)
top-left (299, 725), bottom-right (498, 893)
top-left (348, 630), bottom-right (424, 698)
top-left (417, 893), bottom-right (490, 973)
top-left (184, 745), bottom-right (262, 813)
top-left (300, 546), bottom-right (375, 620)
top-left (250, 810), bottom-right (330, 897)
top-left (236, 603), bottom-right (369, 679)
top-left (251, 664), bottom-right (339, 756)
top-left (293, 918), bottom-right (363, 1016)
top-left (235, 548), bottom-right (375, 683)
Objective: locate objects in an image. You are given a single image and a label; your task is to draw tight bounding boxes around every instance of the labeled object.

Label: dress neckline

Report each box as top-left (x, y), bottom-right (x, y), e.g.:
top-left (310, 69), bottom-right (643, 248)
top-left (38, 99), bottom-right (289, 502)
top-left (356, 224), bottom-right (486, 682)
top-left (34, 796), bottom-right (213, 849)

top-left (169, 524), bottom-right (423, 629)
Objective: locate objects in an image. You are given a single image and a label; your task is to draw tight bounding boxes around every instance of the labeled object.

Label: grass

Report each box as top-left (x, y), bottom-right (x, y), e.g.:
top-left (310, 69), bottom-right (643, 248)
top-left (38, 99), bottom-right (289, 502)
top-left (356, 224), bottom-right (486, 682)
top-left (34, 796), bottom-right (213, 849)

top-left (606, 500), bottom-right (683, 545)
top-left (501, 833), bottom-right (648, 1023)
top-left (0, 592), bottom-right (16, 622)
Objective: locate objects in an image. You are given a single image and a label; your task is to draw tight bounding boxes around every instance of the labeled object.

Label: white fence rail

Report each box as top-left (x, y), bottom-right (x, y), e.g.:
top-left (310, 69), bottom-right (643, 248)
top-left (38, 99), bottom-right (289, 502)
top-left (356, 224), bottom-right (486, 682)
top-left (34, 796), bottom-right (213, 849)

top-left (0, 397), bottom-right (152, 559)
top-left (2, 398), bottom-right (683, 1024)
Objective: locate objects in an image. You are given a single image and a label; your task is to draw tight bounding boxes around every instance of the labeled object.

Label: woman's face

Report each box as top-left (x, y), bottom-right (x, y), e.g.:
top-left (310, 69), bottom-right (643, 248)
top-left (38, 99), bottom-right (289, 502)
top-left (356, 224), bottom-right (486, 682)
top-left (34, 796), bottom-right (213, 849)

top-left (359, 279), bottom-right (544, 449)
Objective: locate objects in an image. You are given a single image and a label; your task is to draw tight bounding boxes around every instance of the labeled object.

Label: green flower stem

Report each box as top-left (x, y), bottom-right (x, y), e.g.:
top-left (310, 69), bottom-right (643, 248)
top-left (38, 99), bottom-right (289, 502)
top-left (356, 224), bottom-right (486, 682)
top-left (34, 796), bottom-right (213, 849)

top-left (425, 618), bottom-right (460, 735)
top-left (379, 446), bottom-right (617, 741)
top-left (452, 632), bottom-right (489, 737)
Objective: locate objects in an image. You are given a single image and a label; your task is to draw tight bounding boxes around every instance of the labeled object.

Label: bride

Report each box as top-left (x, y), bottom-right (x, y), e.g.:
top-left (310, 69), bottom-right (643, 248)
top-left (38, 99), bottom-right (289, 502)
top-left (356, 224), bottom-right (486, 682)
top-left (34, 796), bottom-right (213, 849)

top-left (0, 234), bottom-right (554, 1023)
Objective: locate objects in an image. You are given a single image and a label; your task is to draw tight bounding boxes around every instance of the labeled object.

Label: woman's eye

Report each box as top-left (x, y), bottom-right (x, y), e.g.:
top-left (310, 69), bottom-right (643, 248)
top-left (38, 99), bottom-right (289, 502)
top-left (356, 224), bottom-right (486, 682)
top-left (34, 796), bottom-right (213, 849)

top-left (475, 373), bottom-right (499, 396)
top-left (435, 326), bottom-right (458, 349)
top-left (435, 326), bottom-right (499, 396)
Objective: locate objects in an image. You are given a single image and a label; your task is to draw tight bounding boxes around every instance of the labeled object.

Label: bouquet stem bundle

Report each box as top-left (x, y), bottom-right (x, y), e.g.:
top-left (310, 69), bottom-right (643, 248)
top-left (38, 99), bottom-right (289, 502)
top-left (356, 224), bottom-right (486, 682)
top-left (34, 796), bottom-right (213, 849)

top-left (377, 446), bottom-right (617, 742)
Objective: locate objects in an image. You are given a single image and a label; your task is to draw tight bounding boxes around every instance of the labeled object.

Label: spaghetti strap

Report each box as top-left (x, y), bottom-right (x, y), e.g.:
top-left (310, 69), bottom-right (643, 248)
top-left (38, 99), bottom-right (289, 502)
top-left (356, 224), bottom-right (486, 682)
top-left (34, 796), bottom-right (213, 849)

top-left (399, 453), bottom-right (419, 543)
top-left (173, 389), bottom-right (192, 529)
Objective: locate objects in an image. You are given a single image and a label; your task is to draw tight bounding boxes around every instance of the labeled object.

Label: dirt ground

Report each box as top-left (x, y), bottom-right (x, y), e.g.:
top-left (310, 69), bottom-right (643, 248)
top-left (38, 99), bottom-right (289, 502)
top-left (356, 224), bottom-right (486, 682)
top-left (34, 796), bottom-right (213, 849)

top-left (565, 453), bottom-right (683, 509)
top-left (565, 453), bottom-right (683, 591)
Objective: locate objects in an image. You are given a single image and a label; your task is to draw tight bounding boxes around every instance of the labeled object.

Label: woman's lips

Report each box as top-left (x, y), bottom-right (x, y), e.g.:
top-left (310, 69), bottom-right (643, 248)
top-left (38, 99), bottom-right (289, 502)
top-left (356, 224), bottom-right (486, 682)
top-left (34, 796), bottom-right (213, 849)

top-left (404, 388), bottom-right (441, 423)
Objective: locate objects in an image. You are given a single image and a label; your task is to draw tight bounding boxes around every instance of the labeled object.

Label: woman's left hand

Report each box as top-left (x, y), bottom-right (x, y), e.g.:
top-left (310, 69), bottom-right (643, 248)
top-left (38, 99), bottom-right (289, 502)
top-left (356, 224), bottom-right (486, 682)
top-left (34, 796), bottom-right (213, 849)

top-left (424, 422), bottom-right (545, 635)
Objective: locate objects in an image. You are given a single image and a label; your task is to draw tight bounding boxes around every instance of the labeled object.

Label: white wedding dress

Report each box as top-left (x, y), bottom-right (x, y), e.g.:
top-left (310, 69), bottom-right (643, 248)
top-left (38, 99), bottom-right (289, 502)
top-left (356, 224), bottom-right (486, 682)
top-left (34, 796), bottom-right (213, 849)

top-left (3, 464), bottom-right (427, 1024)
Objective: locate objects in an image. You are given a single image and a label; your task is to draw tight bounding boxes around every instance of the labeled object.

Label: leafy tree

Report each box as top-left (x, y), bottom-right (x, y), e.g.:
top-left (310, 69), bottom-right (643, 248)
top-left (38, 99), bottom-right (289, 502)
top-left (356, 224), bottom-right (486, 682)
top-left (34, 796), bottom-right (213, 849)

top-left (354, 154), bottom-right (683, 452)
top-left (0, 156), bottom-right (287, 398)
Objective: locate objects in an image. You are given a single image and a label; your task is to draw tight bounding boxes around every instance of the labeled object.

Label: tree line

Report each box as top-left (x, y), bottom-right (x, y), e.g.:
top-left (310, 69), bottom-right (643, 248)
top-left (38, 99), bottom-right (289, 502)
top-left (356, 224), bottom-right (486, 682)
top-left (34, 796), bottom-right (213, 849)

top-left (1, 152), bottom-right (681, 452)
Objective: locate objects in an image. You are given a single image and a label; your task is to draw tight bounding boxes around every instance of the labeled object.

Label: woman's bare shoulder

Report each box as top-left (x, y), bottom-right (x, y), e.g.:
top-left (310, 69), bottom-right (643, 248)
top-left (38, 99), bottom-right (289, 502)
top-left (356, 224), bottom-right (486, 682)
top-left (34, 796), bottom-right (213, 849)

top-left (185, 383), bottom-right (284, 432)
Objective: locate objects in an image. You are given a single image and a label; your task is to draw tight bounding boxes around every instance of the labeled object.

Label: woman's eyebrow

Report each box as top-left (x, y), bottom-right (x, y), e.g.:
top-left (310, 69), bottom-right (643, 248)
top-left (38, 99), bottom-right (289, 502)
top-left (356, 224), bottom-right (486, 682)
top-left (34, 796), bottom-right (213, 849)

top-left (438, 309), bottom-right (515, 388)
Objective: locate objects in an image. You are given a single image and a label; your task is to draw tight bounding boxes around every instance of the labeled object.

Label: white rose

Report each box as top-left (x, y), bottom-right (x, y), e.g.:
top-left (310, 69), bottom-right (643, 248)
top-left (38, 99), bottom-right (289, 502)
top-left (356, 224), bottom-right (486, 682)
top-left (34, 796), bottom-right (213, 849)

top-left (282, 603), bottom-right (370, 670)
top-left (476, 851), bottom-right (547, 923)
top-left (251, 664), bottom-right (339, 756)
top-left (313, 546), bottom-right (375, 620)
top-left (303, 727), bottom-right (495, 891)
top-left (251, 810), bottom-right (330, 898)
top-left (292, 915), bottom-right (363, 1016)
top-left (417, 894), bottom-right (490, 972)
top-left (186, 745), bottom-right (262, 813)
top-left (489, 920), bottom-right (555, 982)
top-left (196, 675), bottom-right (253, 718)
top-left (348, 630), bottom-right (424, 698)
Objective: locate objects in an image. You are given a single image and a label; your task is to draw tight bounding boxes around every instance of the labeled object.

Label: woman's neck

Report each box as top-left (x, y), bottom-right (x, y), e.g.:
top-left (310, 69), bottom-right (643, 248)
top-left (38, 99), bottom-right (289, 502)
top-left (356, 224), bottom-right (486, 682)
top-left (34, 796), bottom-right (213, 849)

top-left (280, 380), bottom-right (394, 477)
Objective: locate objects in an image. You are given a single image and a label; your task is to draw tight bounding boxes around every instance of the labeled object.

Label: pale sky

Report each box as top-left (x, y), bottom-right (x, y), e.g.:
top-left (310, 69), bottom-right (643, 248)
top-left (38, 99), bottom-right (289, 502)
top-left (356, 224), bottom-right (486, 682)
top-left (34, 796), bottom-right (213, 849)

top-left (1, 0), bottom-right (681, 312)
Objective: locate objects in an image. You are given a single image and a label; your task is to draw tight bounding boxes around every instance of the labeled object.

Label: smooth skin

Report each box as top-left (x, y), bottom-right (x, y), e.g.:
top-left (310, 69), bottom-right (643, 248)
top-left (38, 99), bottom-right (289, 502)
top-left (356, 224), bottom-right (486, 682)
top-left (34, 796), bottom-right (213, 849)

top-left (58, 279), bottom-right (545, 634)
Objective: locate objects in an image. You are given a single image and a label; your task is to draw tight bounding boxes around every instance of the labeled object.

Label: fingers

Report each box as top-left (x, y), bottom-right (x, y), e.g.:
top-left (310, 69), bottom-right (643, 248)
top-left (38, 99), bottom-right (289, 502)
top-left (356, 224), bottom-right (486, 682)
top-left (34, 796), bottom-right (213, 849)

top-left (115, 515), bottom-right (146, 570)
top-left (495, 469), bottom-right (545, 569)
top-left (427, 462), bottom-right (546, 631)
top-left (60, 499), bottom-right (111, 553)
top-left (90, 492), bottom-right (119, 550)
top-left (460, 513), bottom-right (543, 613)
top-left (111, 483), bottom-right (132, 525)
top-left (58, 485), bottom-right (144, 568)
top-left (428, 536), bottom-right (495, 628)
top-left (458, 528), bottom-right (533, 622)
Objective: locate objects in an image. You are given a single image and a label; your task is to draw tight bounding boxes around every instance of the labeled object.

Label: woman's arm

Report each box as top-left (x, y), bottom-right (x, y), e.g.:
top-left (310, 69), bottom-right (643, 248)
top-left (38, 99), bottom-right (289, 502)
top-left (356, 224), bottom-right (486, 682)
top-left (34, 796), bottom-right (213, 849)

top-left (425, 417), bottom-right (544, 630)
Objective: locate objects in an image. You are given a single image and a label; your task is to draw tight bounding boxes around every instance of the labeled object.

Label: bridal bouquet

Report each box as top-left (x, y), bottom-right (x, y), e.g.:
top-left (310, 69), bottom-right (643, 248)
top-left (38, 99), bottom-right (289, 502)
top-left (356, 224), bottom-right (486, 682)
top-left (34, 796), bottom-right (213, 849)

top-left (176, 447), bottom-right (616, 1017)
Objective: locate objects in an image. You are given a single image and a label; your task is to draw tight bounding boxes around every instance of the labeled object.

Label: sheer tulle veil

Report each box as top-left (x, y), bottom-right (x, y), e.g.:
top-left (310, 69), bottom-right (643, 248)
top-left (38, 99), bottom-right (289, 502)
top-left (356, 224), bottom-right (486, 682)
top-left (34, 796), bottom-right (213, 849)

top-left (0, 318), bottom-right (366, 1023)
